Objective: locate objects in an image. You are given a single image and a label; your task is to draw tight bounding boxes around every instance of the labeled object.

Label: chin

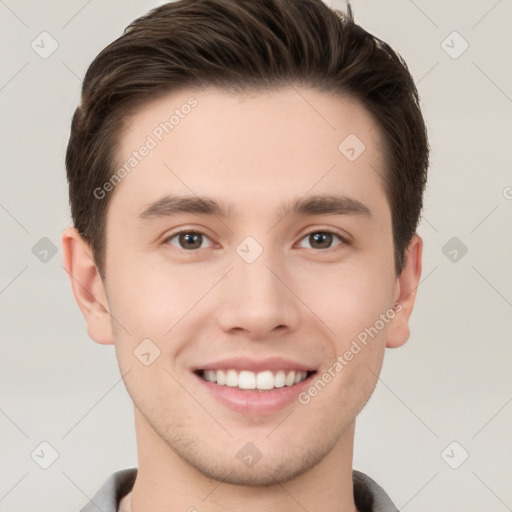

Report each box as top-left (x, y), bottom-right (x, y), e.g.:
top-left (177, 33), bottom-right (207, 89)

top-left (168, 430), bottom-right (338, 487)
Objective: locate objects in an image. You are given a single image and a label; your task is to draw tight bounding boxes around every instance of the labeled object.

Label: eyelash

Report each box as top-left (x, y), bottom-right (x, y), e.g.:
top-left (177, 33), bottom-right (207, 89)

top-left (163, 228), bottom-right (348, 252)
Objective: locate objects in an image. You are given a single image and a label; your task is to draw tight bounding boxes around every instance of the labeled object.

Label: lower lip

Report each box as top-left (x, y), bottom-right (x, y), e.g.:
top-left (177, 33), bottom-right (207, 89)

top-left (194, 372), bottom-right (316, 414)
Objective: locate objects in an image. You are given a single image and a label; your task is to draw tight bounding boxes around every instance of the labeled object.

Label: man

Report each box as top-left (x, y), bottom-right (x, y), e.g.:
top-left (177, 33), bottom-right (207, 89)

top-left (62, 0), bottom-right (428, 510)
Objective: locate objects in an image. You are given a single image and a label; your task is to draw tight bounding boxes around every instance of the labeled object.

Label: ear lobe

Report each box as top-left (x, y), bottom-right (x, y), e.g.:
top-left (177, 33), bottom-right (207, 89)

top-left (386, 234), bottom-right (423, 349)
top-left (61, 226), bottom-right (114, 345)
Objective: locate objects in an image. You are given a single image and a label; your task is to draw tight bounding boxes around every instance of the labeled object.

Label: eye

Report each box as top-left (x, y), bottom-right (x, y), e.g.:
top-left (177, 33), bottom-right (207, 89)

top-left (163, 228), bottom-right (346, 252)
top-left (164, 230), bottom-right (214, 250)
top-left (297, 230), bottom-right (345, 250)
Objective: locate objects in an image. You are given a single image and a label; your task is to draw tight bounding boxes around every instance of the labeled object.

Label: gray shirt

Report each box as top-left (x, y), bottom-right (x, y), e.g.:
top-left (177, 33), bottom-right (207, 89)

top-left (79, 468), bottom-right (399, 512)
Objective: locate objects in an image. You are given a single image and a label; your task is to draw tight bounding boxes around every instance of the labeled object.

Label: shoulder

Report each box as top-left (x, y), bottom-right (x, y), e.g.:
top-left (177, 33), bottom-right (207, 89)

top-left (79, 468), bottom-right (137, 512)
top-left (353, 470), bottom-right (399, 512)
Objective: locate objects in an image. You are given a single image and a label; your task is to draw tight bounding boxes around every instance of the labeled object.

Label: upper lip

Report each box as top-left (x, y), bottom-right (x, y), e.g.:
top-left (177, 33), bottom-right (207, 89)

top-left (193, 357), bottom-right (317, 373)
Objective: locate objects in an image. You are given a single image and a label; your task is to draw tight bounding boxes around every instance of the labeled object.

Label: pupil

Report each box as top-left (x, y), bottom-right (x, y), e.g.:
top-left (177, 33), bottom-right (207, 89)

top-left (181, 232), bottom-right (201, 249)
top-left (312, 232), bottom-right (331, 249)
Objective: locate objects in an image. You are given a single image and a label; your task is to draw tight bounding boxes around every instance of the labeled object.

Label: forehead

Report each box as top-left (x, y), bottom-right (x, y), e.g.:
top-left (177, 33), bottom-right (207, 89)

top-left (109, 85), bottom-right (388, 224)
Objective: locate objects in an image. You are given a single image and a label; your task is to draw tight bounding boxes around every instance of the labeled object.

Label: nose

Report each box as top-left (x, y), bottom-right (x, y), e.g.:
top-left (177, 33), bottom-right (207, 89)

top-left (215, 249), bottom-right (301, 340)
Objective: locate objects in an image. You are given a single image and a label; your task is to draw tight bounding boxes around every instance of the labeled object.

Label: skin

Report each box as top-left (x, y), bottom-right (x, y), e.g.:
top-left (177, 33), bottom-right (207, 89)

top-left (62, 86), bottom-right (422, 512)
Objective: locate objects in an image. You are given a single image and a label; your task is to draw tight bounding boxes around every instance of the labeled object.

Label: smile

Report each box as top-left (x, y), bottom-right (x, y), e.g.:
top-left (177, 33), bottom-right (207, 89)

top-left (198, 369), bottom-right (314, 391)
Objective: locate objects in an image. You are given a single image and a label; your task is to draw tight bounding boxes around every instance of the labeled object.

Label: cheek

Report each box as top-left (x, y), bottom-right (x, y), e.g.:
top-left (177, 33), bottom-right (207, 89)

top-left (298, 264), bottom-right (394, 395)
top-left (107, 258), bottom-right (195, 337)
top-left (295, 262), bottom-right (395, 337)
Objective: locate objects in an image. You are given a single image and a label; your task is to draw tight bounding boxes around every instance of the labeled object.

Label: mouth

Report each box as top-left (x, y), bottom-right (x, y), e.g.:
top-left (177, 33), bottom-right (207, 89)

top-left (194, 368), bottom-right (317, 392)
top-left (191, 357), bottom-right (319, 414)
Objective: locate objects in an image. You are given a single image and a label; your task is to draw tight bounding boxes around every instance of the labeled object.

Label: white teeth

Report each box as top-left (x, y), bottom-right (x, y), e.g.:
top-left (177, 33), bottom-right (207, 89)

top-left (285, 371), bottom-right (296, 386)
top-left (274, 370), bottom-right (286, 388)
top-left (216, 369), bottom-right (226, 385)
top-left (225, 369), bottom-right (238, 387)
top-left (256, 370), bottom-right (274, 390)
top-left (201, 369), bottom-right (309, 390)
top-left (239, 370), bottom-right (256, 389)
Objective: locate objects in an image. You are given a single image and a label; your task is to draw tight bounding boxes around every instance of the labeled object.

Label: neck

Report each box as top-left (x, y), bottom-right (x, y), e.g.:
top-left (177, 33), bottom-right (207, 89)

top-left (125, 409), bottom-right (358, 512)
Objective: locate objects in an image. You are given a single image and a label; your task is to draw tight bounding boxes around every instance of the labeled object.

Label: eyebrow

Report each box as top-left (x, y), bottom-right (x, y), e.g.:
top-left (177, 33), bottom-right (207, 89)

top-left (137, 193), bottom-right (371, 222)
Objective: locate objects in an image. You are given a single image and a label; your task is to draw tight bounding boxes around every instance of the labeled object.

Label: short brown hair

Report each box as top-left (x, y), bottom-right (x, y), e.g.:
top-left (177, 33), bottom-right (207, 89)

top-left (65, 0), bottom-right (429, 279)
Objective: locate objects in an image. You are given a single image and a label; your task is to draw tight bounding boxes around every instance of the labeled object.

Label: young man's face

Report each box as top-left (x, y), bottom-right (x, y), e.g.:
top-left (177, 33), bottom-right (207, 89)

top-left (64, 86), bottom-right (421, 486)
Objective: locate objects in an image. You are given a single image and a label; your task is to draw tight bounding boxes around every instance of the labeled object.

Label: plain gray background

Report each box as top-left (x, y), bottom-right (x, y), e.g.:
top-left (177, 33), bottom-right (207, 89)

top-left (1, 0), bottom-right (511, 510)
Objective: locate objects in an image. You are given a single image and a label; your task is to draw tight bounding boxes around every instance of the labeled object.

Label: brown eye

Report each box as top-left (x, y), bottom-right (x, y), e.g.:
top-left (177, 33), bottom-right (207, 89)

top-left (166, 231), bottom-right (213, 250)
top-left (297, 230), bottom-right (344, 250)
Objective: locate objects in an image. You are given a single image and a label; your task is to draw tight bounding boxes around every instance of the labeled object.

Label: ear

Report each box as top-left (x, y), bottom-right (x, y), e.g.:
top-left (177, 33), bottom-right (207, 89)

top-left (386, 234), bottom-right (423, 349)
top-left (61, 226), bottom-right (114, 345)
